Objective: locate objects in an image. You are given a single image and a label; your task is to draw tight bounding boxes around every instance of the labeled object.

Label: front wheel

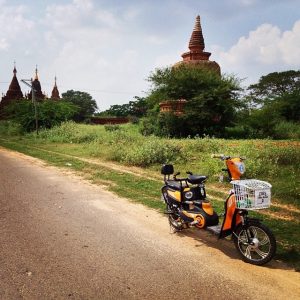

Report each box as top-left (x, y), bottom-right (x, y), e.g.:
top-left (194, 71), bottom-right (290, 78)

top-left (233, 222), bottom-right (276, 265)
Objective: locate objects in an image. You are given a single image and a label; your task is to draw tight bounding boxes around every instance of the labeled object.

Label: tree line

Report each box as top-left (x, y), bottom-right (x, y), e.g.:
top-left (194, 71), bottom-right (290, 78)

top-left (1, 68), bottom-right (299, 139)
top-left (0, 90), bottom-right (98, 132)
top-left (99, 67), bottom-right (299, 139)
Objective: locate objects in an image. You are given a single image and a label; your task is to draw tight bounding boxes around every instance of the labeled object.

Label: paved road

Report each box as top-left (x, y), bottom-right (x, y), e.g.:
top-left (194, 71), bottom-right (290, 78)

top-left (0, 148), bottom-right (300, 300)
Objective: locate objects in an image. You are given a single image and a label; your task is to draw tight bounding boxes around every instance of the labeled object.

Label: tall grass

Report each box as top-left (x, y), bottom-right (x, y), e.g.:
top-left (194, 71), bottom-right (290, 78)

top-left (2, 121), bottom-right (299, 206)
top-left (0, 120), bottom-right (24, 136)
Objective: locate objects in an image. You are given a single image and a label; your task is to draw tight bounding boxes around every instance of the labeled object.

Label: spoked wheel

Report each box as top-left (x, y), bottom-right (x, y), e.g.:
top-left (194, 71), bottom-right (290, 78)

top-left (234, 222), bottom-right (276, 265)
top-left (167, 206), bottom-right (183, 233)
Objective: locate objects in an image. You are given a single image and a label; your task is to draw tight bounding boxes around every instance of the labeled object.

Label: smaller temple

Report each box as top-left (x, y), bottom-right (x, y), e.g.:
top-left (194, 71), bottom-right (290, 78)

top-left (0, 63), bottom-right (23, 110)
top-left (27, 66), bottom-right (46, 101)
top-left (51, 76), bottom-right (60, 100)
top-left (159, 99), bottom-right (187, 116)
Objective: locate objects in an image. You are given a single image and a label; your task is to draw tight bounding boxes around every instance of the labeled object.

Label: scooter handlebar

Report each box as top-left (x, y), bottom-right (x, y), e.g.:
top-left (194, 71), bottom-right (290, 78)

top-left (211, 154), bottom-right (246, 161)
top-left (211, 154), bottom-right (227, 160)
top-left (173, 172), bottom-right (180, 180)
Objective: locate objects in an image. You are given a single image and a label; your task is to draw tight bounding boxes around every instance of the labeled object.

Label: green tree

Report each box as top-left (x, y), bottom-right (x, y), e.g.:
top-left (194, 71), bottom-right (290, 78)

top-left (248, 70), bottom-right (300, 105)
top-left (4, 100), bottom-right (78, 132)
top-left (142, 65), bottom-right (241, 137)
top-left (278, 90), bottom-right (300, 122)
top-left (235, 70), bottom-right (300, 138)
top-left (62, 90), bottom-right (98, 122)
top-left (97, 96), bottom-right (147, 118)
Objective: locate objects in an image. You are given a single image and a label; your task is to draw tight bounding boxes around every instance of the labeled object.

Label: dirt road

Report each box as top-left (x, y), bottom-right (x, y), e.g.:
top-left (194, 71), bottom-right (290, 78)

top-left (0, 148), bottom-right (299, 299)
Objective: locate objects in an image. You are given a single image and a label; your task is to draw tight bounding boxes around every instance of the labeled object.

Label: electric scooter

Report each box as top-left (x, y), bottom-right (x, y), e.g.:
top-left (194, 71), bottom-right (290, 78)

top-left (161, 154), bottom-right (276, 265)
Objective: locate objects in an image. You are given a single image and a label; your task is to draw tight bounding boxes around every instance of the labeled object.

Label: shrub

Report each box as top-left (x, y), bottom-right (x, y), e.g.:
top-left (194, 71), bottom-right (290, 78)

top-left (38, 121), bottom-right (99, 143)
top-left (0, 120), bottom-right (24, 136)
top-left (104, 124), bottom-right (121, 132)
top-left (111, 137), bottom-right (184, 167)
top-left (3, 100), bottom-right (78, 132)
top-left (273, 121), bottom-right (300, 139)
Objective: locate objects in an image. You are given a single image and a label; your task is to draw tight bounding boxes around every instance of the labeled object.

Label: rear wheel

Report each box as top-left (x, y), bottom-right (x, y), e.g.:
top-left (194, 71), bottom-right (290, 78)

top-left (234, 222), bottom-right (276, 265)
top-left (167, 205), bottom-right (183, 233)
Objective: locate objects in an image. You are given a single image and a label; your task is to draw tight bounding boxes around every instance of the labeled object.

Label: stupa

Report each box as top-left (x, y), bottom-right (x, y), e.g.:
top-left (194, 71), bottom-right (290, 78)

top-left (174, 15), bottom-right (221, 74)
top-left (159, 15), bottom-right (221, 115)
top-left (0, 63), bottom-right (23, 110)
top-left (51, 76), bottom-right (60, 100)
top-left (27, 66), bottom-right (46, 100)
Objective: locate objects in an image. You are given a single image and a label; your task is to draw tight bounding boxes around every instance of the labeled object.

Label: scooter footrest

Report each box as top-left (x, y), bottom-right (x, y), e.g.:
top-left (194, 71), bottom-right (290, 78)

top-left (206, 225), bottom-right (222, 235)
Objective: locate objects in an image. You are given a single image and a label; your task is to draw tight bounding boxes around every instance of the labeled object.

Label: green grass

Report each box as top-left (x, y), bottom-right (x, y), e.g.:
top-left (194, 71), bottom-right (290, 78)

top-left (8, 122), bottom-right (297, 207)
top-left (0, 121), bottom-right (299, 270)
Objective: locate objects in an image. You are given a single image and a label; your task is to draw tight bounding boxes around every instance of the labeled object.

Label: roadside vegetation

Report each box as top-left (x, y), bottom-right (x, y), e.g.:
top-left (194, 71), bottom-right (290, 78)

top-left (0, 121), bottom-right (299, 270)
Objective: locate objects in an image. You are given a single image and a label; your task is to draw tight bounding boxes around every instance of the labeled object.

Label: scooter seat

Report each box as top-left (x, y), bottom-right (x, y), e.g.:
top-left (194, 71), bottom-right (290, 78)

top-left (166, 180), bottom-right (187, 191)
top-left (187, 175), bottom-right (207, 184)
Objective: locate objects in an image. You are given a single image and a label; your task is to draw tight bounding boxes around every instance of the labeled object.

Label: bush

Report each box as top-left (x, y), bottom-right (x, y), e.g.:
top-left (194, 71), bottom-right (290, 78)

top-left (0, 120), bottom-right (24, 136)
top-left (3, 100), bottom-right (78, 132)
top-left (38, 121), bottom-right (99, 143)
top-left (111, 137), bottom-right (184, 167)
top-left (224, 125), bottom-right (249, 139)
top-left (273, 121), bottom-right (300, 139)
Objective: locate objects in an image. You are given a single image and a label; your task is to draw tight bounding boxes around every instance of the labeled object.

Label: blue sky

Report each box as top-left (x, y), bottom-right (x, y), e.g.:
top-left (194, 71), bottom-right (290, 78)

top-left (0, 0), bottom-right (299, 110)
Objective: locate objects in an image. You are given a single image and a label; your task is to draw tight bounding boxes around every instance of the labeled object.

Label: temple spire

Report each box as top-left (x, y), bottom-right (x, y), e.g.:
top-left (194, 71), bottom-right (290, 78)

top-left (51, 75), bottom-right (60, 100)
top-left (193, 15), bottom-right (201, 31)
top-left (27, 65), bottom-right (45, 100)
top-left (0, 62), bottom-right (24, 111)
top-left (188, 15), bottom-right (205, 52)
top-left (35, 65), bottom-right (39, 80)
top-left (13, 61), bottom-right (17, 75)
top-left (174, 15), bottom-right (221, 75)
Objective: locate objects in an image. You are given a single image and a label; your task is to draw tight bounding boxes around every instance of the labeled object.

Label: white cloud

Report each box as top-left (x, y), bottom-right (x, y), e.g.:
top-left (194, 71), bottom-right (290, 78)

top-left (0, 3), bottom-right (34, 51)
top-left (213, 20), bottom-right (300, 84)
top-left (145, 35), bottom-right (168, 45)
top-left (0, 38), bottom-right (9, 50)
top-left (233, 0), bottom-right (258, 7)
top-left (279, 20), bottom-right (300, 65)
top-left (41, 0), bottom-right (148, 109)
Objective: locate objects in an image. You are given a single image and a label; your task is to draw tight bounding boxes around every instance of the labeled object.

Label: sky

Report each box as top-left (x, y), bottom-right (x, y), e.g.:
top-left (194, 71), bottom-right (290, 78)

top-left (0, 0), bottom-right (299, 111)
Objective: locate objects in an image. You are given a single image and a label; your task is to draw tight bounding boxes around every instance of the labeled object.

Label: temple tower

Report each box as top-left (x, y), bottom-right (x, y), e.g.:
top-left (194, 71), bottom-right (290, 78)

top-left (0, 63), bottom-right (23, 110)
top-left (51, 76), bottom-right (60, 100)
top-left (160, 15), bottom-right (221, 115)
top-left (27, 66), bottom-right (46, 100)
top-left (174, 15), bottom-right (221, 75)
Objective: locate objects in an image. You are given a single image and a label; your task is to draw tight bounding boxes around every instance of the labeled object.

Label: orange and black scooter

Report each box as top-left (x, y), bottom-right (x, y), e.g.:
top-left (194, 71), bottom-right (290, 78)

top-left (161, 154), bottom-right (276, 265)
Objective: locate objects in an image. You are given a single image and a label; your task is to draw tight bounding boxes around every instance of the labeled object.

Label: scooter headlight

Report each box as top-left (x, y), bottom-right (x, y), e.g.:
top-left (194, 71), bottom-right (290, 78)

top-left (185, 191), bottom-right (193, 200)
top-left (236, 162), bottom-right (246, 174)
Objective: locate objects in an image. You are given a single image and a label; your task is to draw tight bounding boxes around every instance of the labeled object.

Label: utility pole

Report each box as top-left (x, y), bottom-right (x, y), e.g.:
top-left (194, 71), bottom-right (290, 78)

top-left (21, 79), bottom-right (39, 135)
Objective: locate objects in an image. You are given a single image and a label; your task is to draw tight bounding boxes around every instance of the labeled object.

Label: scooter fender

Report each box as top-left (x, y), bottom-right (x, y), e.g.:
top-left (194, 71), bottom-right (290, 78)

top-left (219, 193), bottom-right (242, 238)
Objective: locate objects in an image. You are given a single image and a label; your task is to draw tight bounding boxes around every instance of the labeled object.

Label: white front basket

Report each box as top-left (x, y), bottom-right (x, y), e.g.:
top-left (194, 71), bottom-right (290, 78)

top-left (231, 179), bottom-right (272, 210)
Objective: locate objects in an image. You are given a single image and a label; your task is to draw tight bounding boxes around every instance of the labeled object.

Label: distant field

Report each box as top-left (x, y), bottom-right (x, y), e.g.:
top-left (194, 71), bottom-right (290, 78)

top-left (0, 121), bottom-right (299, 269)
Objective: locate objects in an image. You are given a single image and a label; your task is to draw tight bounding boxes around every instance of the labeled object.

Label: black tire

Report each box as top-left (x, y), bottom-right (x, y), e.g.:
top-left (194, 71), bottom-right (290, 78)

top-left (167, 205), bottom-right (183, 232)
top-left (233, 222), bottom-right (276, 265)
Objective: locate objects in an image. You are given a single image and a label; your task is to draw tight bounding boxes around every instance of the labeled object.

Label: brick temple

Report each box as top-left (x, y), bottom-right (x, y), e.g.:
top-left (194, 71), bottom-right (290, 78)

top-left (0, 64), bottom-right (61, 113)
top-left (160, 15), bottom-right (221, 115)
top-left (0, 64), bottom-right (24, 111)
top-left (174, 15), bottom-right (221, 74)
